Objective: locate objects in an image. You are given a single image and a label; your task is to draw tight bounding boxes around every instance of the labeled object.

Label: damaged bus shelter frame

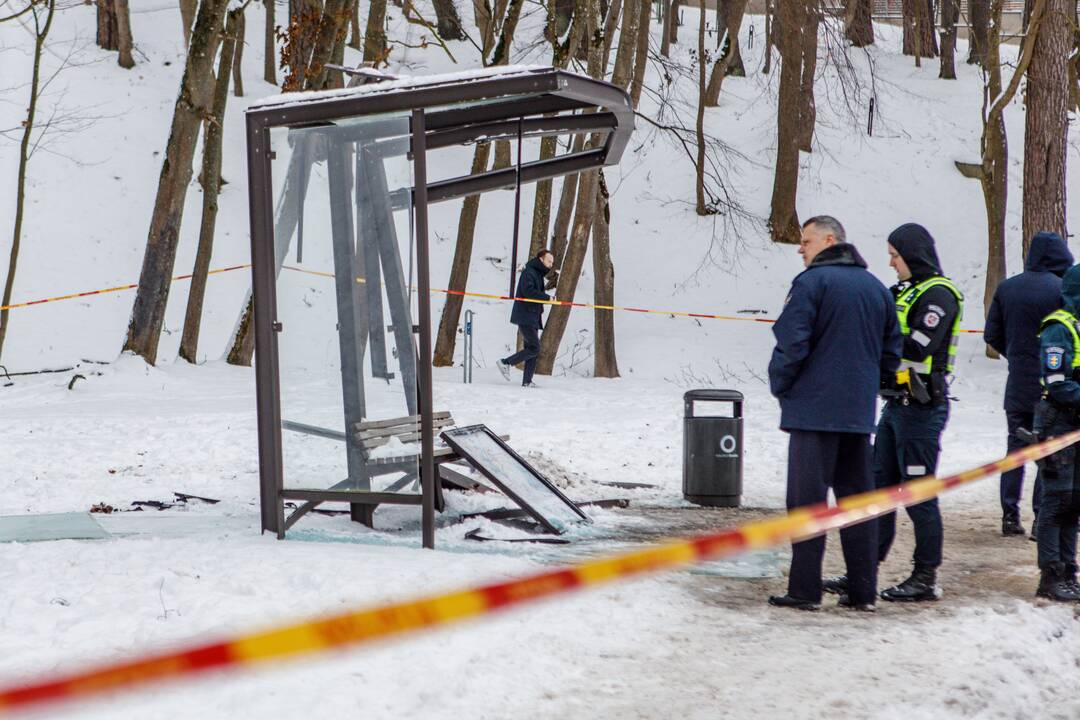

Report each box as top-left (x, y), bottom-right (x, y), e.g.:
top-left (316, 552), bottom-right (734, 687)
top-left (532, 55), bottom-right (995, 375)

top-left (247, 68), bottom-right (634, 548)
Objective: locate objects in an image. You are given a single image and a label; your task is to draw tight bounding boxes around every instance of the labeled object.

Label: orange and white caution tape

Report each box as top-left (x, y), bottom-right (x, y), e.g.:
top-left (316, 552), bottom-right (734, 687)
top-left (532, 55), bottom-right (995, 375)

top-left (0, 428), bottom-right (1075, 715)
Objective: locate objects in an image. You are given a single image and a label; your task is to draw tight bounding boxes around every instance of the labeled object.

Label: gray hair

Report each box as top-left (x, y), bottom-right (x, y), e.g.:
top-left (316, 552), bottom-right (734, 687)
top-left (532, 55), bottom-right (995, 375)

top-left (802, 215), bottom-right (846, 244)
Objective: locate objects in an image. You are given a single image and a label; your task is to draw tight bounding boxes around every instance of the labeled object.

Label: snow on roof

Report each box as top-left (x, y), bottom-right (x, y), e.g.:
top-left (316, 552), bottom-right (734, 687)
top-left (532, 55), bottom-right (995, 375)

top-left (248, 65), bottom-right (565, 111)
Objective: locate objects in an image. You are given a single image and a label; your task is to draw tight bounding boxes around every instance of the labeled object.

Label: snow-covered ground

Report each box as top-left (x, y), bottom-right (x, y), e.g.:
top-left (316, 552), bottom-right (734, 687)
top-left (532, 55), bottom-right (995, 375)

top-left (3, 2), bottom-right (1080, 718)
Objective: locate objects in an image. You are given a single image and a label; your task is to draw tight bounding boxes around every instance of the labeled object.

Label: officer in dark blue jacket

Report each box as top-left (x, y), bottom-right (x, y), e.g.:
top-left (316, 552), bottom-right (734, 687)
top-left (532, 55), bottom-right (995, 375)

top-left (872, 224), bottom-right (962, 603)
top-left (985, 231), bottom-right (1073, 536)
top-left (1032, 264), bottom-right (1080, 602)
top-left (767, 216), bottom-right (901, 612)
top-left (498, 250), bottom-right (554, 387)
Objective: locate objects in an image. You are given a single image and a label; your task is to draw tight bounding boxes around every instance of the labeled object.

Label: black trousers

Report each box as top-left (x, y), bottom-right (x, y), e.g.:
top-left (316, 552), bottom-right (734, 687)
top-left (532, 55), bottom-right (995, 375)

top-left (1001, 410), bottom-right (1040, 519)
top-left (786, 430), bottom-right (878, 605)
top-left (875, 400), bottom-right (948, 570)
top-left (1034, 400), bottom-right (1080, 575)
top-left (502, 325), bottom-right (540, 385)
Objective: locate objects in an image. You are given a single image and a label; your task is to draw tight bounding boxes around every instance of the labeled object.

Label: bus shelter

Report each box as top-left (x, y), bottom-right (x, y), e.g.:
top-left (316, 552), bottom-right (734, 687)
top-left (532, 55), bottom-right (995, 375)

top-left (245, 66), bottom-right (634, 548)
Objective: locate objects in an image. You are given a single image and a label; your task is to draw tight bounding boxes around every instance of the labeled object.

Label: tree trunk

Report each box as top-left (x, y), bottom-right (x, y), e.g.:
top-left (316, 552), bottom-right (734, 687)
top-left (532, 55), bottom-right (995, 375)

top-left (348, 0), bottom-right (361, 49)
top-left (845, 0), bottom-right (873, 47)
top-left (660, 0), bottom-right (673, 55)
top-left (969, 0), bottom-right (990, 65)
top-left (703, 0), bottom-right (747, 105)
top-left (695, 2), bottom-right (708, 214)
top-left (903, 0), bottom-right (937, 58)
top-left (433, 143), bottom-right (493, 367)
top-left (232, 9), bottom-right (246, 96)
top-left (111, 0), bottom-right (135, 68)
top-left (180, 0), bottom-right (197, 46)
top-left (667, 0), bottom-right (681, 44)
top-left (1022, 0), bottom-right (1069, 244)
top-left (285, 0), bottom-right (323, 91)
top-left (939, 0), bottom-right (957, 79)
top-left (97, 0), bottom-right (118, 51)
top-left (264, 0), bottom-right (277, 84)
top-left (306, 0), bottom-right (353, 90)
top-left (629, 0), bottom-right (650, 107)
top-left (768, 0), bottom-right (803, 245)
top-left (180, 9), bottom-right (240, 364)
top-left (364, 0), bottom-right (388, 62)
top-left (601, 0), bottom-right (623, 71)
top-left (592, 175), bottom-right (619, 378)
top-left (763, 0), bottom-right (773, 74)
top-left (123, 0), bottom-right (231, 365)
top-left (797, 3), bottom-right (819, 152)
top-left (0, 0), bottom-right (55, 363)
top-left (537, 1), bottom-right (604, 376)
top-left (432, 0), bottom-right (466, 39)
top-left (551, 135), bottom-right (585, 263)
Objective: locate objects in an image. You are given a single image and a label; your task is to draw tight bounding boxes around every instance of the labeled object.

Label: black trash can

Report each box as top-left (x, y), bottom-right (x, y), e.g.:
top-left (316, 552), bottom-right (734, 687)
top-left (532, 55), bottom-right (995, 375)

top-left (683, 389), bottom-right (743, 507)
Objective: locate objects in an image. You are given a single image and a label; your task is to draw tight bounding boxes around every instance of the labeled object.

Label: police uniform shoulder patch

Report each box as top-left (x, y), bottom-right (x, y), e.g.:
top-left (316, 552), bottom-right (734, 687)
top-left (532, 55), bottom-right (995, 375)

top-left (923, 311), bottom-right (942, 329)
top-left (926, 304), bottom-right (945, 316)
top-left (1047, 351), bottom-right (1064, 370)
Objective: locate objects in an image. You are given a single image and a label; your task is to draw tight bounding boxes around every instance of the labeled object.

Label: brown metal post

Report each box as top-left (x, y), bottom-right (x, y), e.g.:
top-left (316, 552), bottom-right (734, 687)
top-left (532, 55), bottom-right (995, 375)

top-left (411, 109), bottom-right (436, 550)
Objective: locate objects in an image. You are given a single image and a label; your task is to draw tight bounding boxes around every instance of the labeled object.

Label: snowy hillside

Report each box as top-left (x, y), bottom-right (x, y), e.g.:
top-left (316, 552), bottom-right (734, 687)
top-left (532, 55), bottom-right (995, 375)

top-left (3, 3), bottom-right (1080, 718)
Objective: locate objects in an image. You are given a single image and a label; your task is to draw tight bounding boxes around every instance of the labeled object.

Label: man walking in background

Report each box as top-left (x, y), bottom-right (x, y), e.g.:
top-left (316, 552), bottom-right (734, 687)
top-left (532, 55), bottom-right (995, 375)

top-left (498, 250), bottom-right (555, 388)
top-left (985, 232), bottom-right (1073, 537)
top-left (767, 216), bottom-right (901, 612)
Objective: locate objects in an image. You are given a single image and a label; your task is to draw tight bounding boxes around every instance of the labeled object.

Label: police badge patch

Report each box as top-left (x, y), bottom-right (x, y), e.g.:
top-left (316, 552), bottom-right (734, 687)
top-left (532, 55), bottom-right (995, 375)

top-left (923, 311), bottom-right (942, 329)
top-left (1047, 351), bottom-right (1064, 370)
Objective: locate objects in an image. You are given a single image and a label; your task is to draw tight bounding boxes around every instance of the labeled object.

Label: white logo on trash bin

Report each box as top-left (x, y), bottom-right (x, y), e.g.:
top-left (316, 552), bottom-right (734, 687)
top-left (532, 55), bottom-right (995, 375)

top-left (717, 434), bottom-right (738, 458)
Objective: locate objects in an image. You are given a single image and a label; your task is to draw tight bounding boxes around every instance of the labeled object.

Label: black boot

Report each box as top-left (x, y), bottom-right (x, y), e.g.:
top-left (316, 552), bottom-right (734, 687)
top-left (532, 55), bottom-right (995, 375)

top-left (822, 575), bottom-right (848, 595)
top-left (880, 567), bottom-right (941, 602)
top-left (1002, 514), bottom-right (1025, 537)
top-left (837, 594), bottom-right (876, 612)
top-left (1035, 568), bottom-right (1080, 602)
top-left (767, 594), bottom-right (820, 611)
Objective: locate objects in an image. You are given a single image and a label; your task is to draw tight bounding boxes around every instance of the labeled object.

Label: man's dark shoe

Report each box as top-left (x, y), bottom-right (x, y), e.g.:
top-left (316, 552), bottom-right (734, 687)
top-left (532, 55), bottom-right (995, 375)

top-left (880, 567), bottom-right (941, 602)
top-left (822, 575), bottom-right (848, 595)
top-left (837, 594), bottom-right (876, 612)
top-left (1002, 515), bottom-right (1026, 536)
top-left (767, 594), bottom-right (820, 611)
top-left (1036, 569), bottom-right (1080, 602)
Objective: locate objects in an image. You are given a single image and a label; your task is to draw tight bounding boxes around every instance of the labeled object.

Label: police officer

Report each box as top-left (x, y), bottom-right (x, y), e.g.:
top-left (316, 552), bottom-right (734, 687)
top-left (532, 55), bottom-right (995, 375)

top-left (874, 224), bottom-right (962, 602)
top-left (985, 232), bottom-right (1073, 537)
top-left (1032, 264), bottom-right (1080, 602)
top-left (767, 216), bottom-right (901, 612)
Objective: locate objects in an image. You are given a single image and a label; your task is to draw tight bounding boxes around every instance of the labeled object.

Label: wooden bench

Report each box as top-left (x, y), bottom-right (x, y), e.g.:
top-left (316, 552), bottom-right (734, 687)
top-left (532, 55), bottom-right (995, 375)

top-left (280, 411), bottom-right (504, 530)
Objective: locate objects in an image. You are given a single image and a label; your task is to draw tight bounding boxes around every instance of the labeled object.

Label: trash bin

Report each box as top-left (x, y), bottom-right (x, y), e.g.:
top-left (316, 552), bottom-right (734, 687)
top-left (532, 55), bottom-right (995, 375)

top-left (683, 389), bottom-right (743, 507)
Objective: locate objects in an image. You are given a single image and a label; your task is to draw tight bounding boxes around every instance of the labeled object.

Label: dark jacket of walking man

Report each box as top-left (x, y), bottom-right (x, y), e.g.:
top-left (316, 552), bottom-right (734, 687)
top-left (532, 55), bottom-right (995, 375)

top-left (498, 250), bottom-right (554, 387)
top-left (1032, 264), bottom-right (1080, 602)
top-left (984, 231), bottom-right (1073, 536)
top-left (767, 216), bottom-right (901, 612)
top-left (871, 223), bottom-right (962, 603)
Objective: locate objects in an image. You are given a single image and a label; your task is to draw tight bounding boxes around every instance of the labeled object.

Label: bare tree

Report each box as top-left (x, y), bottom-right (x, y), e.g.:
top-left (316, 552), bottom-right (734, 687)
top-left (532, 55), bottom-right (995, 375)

top-left (629, 0), bottom-right (650, 106)
top-left (968, 0), bottom-right (990, 65)
top-left (232, 8), bottom-right (246, 96)
top-left (96, 0), bottom-right (134, 67)
top-left (704, 0), bottom-right (748, 105)
top-left (0, 0), bottom-right (57, 362)
top-left (797, 1), bottom-right (819, 152)
top-left (122, 0), bottom-right (232, 364)
top-left (180, 0), bottom-right (197, 45)
top-left (902, 0), bottom-right (937, 59)
top-left (844, 0), bottom-right (873, 46)
top-left (959, 0), bottom-right (1047, 351)
top-left (939, 0), bottom-right (958, 78)
top-left (364, 0), bottom-right (388, 62)
top-left (264, 0), bottom-right (277, 84)
top-left (180, 8), bottom-right (242, 363)
top-left (763, 0), bottom-right (774, 73)
top-left (768, 0), bottom-right (807, 244)
top-left (348, 0), bottom-right (361, 49)
top-left (695, 2), bottom-right (708, 213)
top-left (591, 175), bottom-right (619, 378)
top-left (1022, 0), bottom-right (1070, 243)
top-left (432, 0), bottom-right (465, 39)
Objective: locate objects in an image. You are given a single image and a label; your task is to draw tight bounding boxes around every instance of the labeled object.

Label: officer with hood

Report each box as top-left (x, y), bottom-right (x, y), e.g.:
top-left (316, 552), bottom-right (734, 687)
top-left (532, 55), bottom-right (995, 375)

top-left (826, 224), bottom-right (962, 603)
top-left (985, 232), bottom-right (1073, 536)
top-left (1032, 264), bottom-right (1080, 602)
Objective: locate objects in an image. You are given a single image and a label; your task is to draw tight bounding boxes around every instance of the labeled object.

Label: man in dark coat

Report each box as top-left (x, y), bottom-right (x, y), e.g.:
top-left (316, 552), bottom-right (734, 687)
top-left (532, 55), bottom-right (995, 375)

top-left (985, 231), bottom-right (1073, 536)
top-left (498, 250), bottom-right (554, 387)
top-left (767, 215), bottom-right (901, 612)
